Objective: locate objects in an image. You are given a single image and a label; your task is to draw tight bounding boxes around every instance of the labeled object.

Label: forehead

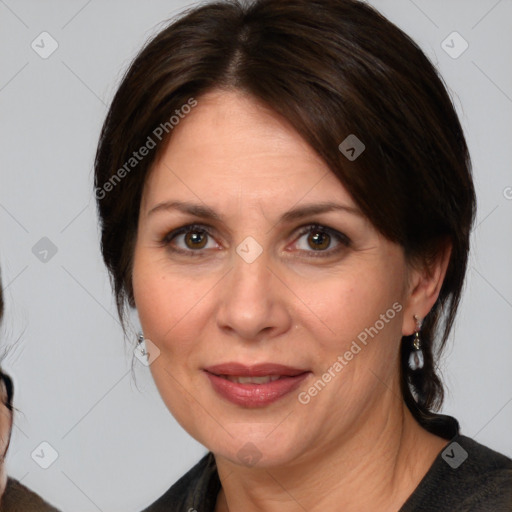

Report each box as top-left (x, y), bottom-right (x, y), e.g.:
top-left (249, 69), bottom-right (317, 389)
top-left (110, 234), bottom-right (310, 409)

top-left (143, 90), bottom-right (355, 210)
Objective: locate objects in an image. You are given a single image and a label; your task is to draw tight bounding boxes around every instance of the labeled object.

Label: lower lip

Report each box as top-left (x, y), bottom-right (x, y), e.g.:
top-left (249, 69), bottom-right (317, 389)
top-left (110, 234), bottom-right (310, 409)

top-left (205, 371), bottom-right (310, 407)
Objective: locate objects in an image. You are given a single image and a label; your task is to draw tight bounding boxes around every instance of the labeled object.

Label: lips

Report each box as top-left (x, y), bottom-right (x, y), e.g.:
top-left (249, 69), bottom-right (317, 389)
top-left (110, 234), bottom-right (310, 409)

top-left (204, 362), bottom-right (310, 407)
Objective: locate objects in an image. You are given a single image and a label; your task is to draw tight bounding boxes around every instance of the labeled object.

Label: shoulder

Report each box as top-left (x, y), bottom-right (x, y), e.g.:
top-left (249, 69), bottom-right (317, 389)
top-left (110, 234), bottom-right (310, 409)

top-left (453, 435), bottom-right (512, 510)
top-left (1, 477), bottom-right (60, 511)
top-left (142, 452), bottom-right (220, 512)
top-left (401, 435), bottom-right (512, 512)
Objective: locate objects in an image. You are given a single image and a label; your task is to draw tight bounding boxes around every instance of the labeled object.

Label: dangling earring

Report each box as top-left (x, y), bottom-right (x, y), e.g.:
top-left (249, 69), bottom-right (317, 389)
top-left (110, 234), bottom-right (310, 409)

top-left (408, 315), bottom-right (424, 371)
top-left (136, 332), bottom-right (146, 356)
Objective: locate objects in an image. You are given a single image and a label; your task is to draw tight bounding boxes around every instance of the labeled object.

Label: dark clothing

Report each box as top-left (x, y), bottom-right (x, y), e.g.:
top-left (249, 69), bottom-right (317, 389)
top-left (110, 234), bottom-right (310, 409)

top-left (142, 416), bottom-right (512, 511)
top-left (1, 477), bottom-right (60, 511)
top-left (399, 435), bottom-right (512, 511)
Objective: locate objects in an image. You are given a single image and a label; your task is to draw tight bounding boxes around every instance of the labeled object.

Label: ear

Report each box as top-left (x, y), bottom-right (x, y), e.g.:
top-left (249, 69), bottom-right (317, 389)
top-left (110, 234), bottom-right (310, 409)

top-left (401, 240), bottom-right (452, 336)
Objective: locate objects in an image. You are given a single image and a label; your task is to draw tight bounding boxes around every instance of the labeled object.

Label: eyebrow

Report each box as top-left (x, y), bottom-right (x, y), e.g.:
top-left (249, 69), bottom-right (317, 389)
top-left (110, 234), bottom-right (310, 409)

top-left (147, 200), bottom-right (362, 223)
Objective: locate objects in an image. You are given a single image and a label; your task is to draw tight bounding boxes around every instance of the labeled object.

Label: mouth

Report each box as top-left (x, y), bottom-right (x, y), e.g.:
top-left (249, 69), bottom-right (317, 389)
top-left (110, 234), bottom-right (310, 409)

top-left (204, 363), bottom-right (311, 407)
top-left (220, 375), bottom-right (282, 384)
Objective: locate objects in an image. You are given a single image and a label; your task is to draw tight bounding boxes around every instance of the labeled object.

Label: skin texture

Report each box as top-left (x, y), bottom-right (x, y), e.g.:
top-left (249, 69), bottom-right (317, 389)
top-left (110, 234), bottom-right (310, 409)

top-left (0, 376), bottom-right (11, 501)
top-left (133, 89), bottom-right (451, 511)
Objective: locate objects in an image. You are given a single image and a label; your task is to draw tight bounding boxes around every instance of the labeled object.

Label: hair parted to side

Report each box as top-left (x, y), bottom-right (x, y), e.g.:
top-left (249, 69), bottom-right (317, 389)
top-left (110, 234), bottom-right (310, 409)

top-left (94, 0), bottom-right (476, 433)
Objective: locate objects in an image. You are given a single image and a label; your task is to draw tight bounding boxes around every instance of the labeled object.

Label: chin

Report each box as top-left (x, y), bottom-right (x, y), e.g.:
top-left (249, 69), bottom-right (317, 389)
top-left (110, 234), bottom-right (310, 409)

top-left (205, 423), bottom-right (308, 469)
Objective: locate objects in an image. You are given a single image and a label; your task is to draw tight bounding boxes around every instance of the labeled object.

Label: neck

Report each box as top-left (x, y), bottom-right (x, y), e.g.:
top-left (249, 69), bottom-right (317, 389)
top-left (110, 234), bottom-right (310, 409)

top-left (214, 399), bottom-right (448, 512)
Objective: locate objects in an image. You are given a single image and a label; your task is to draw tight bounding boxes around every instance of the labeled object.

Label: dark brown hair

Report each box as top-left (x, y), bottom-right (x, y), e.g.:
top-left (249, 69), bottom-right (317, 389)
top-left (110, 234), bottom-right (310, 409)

top-left (0, 272), bottom-right (14, 463)
top-left (0, 274), bottom-right (3, 325)
top-left (94, 0), bottom-right (476, 433)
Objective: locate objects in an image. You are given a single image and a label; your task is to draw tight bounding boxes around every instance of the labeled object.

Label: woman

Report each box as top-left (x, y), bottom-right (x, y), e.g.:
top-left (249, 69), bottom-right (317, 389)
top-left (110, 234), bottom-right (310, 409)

top-left (94, 0), bottom-right (512, 510)
top-left (0, 274), bottom-right (60, 510)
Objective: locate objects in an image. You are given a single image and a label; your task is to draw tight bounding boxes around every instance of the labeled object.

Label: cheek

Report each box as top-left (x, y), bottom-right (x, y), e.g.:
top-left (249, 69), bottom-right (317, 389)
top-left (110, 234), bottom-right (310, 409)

top-left (293, 262), bottom-right (405, 356)
top-left (291, 271), bottom-right (405, 425)
top-left (132, 252), bottom-right (213, 430)
top-left (132, 250), bottom-right (215, 357)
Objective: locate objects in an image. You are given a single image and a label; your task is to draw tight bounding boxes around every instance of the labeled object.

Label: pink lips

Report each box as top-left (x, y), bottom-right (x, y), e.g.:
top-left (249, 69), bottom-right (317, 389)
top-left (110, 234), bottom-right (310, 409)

top-left (204, 363), bottom-right (310, 407)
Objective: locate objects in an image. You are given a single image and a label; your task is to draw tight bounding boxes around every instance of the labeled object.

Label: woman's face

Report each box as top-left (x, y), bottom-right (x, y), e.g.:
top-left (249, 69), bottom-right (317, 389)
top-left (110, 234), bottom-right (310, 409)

top-left (133, 90), bottom-right (417, 467)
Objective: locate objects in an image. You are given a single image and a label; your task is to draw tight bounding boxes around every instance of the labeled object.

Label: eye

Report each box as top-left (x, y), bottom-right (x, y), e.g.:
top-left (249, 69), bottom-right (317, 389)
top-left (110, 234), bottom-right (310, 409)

top-left (162, 224), bottom-right (219, 256)
top-left (291, 224), bottom-right (350, 257)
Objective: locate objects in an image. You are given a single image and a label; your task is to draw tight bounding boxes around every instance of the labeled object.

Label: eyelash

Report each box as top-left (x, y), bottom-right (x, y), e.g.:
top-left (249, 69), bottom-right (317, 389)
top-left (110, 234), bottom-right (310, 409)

top-left (161, 223), bottom-right (351, 259)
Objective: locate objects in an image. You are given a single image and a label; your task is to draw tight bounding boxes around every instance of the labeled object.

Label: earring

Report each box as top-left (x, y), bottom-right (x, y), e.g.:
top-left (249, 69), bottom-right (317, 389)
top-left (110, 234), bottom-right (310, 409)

top-left (136, 332), bottom-right (147, 356)
top-left (408, 315), bottom-right (424, 371)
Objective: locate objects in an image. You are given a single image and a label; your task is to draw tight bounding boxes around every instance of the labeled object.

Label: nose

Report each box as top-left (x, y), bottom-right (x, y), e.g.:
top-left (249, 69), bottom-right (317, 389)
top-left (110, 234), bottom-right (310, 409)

top-left (216, 247), bottom-right (293, 342)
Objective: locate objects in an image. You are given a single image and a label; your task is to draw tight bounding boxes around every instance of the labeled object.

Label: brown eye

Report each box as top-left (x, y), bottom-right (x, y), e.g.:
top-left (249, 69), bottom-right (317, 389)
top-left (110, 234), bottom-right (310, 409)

top-left (307, 229), bottom-right (331, 250)
top-left (184, 229), bottom-right (208, 249)
top-left (293, 224), bottom-right (350, 258)
top-left (162, 224), bottom-right (218, 256)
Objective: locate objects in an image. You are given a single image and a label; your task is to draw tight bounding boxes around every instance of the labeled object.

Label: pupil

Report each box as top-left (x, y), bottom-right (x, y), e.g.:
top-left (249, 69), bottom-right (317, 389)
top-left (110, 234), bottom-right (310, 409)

top-left (309, 230), bottom-right (330, 250)
top-left (186, 230), bottom-right (207, 249)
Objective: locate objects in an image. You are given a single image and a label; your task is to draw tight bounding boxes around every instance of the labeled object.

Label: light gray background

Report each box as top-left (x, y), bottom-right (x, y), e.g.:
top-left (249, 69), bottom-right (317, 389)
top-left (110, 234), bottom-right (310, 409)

top-left (0, 0), bottom-right (511, 510)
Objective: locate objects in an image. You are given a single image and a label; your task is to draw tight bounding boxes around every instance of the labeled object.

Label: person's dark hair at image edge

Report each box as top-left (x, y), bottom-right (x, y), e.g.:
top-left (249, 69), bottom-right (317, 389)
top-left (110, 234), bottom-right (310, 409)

top-left (0, 274), bottom-right (14, 446)
top-left (0, 277), bottom-right (61, 510)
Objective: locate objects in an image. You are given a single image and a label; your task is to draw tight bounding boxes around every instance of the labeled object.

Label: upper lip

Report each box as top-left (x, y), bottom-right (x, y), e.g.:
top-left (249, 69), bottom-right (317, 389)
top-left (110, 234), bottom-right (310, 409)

top-left (204, 363), bottom-right (309, 377)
